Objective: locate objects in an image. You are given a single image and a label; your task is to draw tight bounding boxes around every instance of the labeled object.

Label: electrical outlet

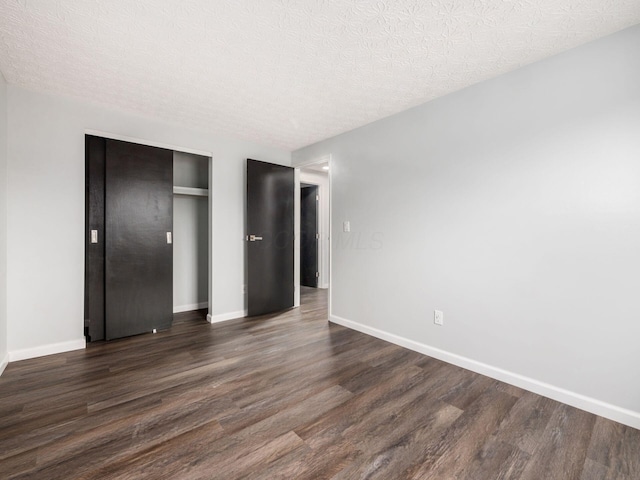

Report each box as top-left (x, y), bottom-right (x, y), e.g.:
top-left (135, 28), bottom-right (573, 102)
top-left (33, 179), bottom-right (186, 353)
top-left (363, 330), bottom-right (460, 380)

top-left (343, 221), bottom-right (351, 232)
top-left (434, 310), bottom-right (444, 326)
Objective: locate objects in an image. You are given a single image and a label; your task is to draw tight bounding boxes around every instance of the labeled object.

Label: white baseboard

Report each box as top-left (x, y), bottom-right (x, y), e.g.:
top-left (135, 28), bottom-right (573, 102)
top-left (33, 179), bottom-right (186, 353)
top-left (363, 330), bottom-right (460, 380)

top-left (0, 352), bottom-right (8, 376)
top-left (207, 310), bottom-right (247, 324)
top-left (330, 314), bottom-right (640, 430)
top-left (173, 302), bottom-right (209, 313)
top-left (8, 338), bottom-right (86, 362)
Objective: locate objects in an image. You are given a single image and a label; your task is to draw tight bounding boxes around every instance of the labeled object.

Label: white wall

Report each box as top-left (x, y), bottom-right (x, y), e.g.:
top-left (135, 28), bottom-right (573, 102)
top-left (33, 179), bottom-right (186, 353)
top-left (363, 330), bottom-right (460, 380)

top-left (300, 170), bottom-right (329, 289)
top-left (0, 72), bottom-right (8, 373)
top-left (293, 25), bottom-right (640, 427)
top-left (6, 86), bottom-right (290, 358)
top-left (173, 152), bottom-right (209, 312)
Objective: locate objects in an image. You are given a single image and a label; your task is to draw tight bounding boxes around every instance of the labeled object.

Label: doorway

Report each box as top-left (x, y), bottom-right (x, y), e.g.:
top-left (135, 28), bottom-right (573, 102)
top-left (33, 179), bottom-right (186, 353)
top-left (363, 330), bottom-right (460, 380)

top-left (300, 184), bottom-right (319, 288)
top-left (294, 157), bottom-right (331, 308)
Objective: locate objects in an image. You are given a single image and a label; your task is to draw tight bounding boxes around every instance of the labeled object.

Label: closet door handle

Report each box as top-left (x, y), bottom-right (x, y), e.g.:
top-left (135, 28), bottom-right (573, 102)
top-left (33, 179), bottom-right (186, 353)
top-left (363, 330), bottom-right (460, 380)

top-left (249, 235), bottom-right (263, 241)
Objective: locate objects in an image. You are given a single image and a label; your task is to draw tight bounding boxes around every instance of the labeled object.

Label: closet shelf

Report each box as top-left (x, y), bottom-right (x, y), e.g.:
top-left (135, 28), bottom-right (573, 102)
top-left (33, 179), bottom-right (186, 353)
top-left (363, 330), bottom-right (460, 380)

top-left (173, 186), bottom-right (209, 197)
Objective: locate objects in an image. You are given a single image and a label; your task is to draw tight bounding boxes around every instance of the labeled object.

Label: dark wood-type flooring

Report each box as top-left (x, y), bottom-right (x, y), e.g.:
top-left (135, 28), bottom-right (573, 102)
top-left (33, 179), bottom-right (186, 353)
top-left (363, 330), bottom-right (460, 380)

top-left (1, 287), bottom-right (639, 479)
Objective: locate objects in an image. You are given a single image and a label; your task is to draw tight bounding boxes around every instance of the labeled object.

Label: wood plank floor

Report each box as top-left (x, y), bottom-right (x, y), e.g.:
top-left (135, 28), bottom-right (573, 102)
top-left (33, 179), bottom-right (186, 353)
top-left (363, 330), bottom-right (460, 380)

top-left (1, 287), bottom-right (638, 479)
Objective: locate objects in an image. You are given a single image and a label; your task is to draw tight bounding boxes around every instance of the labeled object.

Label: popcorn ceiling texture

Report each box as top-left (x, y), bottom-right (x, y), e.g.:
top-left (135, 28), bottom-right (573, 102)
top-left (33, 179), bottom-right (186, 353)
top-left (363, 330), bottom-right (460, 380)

top-left (0, 0), bottom-right (638, 150)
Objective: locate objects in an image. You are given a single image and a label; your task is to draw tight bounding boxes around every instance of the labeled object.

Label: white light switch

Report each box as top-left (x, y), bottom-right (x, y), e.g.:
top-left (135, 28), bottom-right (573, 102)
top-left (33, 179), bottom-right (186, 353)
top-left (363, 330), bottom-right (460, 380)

top-left (343, 221), bottom-right (351, 232)
top-left (90, 230), bottom-right (98, 244)
top-left (166, 232), bottom-right (172, 244)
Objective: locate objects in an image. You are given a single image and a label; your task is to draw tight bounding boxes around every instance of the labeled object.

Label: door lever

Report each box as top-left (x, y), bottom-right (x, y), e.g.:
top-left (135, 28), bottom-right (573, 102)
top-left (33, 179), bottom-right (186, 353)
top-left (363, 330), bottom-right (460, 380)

top-left (249, 235), bottom-right (263, 241)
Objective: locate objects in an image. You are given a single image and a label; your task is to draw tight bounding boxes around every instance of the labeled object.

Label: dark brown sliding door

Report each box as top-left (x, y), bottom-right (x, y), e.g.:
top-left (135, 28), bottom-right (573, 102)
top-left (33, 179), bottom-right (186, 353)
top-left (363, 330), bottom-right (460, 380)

top-left (85, 136), bottom-right (173, 341)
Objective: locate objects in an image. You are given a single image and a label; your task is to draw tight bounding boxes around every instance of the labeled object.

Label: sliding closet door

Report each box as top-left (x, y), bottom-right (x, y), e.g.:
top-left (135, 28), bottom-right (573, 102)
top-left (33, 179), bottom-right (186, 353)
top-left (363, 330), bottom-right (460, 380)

top-left (104, 139), bottom-right (173, 340)
top-left (85, 136), bottom-right (106, 341)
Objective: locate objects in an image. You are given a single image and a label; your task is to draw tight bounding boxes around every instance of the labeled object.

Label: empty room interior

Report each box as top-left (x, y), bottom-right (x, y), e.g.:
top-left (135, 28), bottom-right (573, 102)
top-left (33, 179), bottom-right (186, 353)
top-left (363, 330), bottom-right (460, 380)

top-left (1, 1), bottom-right (640, 479)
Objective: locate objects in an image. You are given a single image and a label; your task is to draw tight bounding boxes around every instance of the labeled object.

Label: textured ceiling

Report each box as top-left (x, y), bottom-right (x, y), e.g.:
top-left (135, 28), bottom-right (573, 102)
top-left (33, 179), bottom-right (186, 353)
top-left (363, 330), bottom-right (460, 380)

top-left (0, 1), bottom-right (639, 151)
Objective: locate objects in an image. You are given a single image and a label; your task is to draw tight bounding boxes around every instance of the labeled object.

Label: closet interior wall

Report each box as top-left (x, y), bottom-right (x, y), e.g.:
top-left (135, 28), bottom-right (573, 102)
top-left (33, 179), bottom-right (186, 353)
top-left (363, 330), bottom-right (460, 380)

top-left (172, 151), bottom-right (209, 313)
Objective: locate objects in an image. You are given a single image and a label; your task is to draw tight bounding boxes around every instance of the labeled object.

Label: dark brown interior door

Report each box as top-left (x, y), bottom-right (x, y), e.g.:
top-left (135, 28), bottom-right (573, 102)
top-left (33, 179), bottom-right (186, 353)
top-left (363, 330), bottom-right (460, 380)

top-left (104, 139), bottom-right (173, 340)
top-left (246, 159), bottom-right (294, 316)
top-left (300, 185), bottom-right (319, 287)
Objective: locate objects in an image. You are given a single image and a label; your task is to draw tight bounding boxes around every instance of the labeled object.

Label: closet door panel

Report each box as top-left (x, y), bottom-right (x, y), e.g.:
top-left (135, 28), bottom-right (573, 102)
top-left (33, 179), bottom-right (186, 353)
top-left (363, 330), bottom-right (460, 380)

top-left (85, 135), bottom-right (106, 341)
top-left (105, 139), bottom-right (173, 340)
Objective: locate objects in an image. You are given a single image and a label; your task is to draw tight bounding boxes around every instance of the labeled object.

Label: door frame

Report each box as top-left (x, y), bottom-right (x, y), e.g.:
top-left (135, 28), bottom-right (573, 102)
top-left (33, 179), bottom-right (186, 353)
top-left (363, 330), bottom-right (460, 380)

top-left (293, 154), bottom-right (332, 311)
top-left (84, 129), bottom-right (215, 324)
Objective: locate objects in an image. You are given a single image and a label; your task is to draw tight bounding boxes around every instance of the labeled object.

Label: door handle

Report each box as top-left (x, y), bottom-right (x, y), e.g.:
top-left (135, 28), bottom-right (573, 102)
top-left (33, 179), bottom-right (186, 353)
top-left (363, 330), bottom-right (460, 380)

top-left (90, 230), bottom-right (98, 244)
top-left (166, 232), bottom-right (172, 244)
top-left (249, 235), bottom-right (263, 241)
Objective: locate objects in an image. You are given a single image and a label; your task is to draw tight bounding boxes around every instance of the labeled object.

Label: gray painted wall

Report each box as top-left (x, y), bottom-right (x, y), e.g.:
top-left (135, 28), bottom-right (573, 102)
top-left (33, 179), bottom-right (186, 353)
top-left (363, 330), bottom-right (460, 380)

top-left (173, 151), bottom-right (209, 311)
top-left (294, 26), bottom-right (640, 422)
top-left (0, 72), bottom-right (7, 370)
top-left (5, 86), bottom-right (290, 355)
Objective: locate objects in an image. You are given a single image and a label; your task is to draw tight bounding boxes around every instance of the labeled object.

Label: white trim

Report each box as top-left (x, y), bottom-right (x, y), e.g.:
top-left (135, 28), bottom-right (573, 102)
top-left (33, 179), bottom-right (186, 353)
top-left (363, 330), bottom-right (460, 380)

top-left (173, 302), bottom-right (209, 313)
top-left (84, 129), bottom-right (212, 157)
top-left (207, 310), bottom-right (247, 324)
top-left (9, 339), bottom-right (86, 362)
top-left (173, 186), bottom-right (208, 197)
top-left (291, 154), bottom-right (331, 169)
top-left (329, 314), bottom-right (640, 430)
top-left (0, 353), bottom-right (9, 376)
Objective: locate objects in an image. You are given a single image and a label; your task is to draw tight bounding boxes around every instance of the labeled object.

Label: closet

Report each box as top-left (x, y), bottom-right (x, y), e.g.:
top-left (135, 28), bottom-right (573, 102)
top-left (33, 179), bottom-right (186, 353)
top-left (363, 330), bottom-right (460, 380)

top-left (172, 151), bottom-right (209, 314)
top-left (85, 137), bottom-right (209, 342)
